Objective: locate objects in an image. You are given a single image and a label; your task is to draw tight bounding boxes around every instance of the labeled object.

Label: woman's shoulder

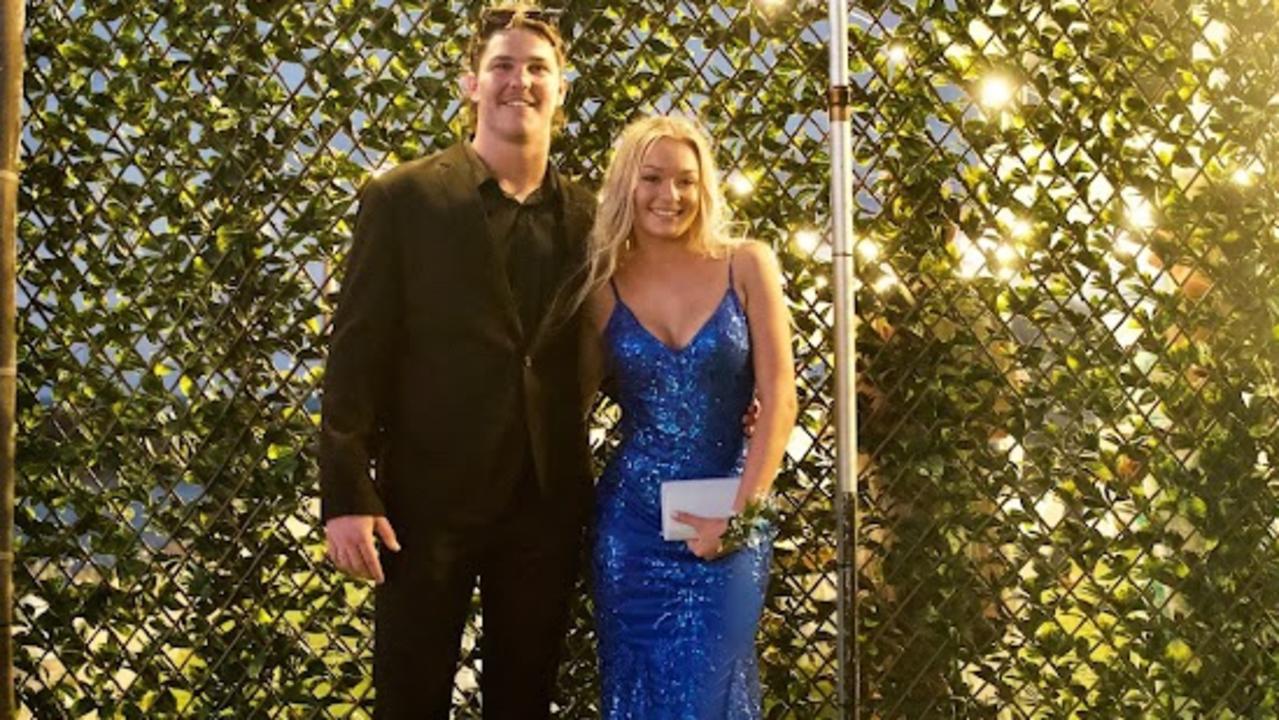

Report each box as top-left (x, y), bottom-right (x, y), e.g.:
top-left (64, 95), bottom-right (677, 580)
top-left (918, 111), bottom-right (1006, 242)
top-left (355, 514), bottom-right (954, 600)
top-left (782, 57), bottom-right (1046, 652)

top-left (730, 240), bottom-right (782, 282)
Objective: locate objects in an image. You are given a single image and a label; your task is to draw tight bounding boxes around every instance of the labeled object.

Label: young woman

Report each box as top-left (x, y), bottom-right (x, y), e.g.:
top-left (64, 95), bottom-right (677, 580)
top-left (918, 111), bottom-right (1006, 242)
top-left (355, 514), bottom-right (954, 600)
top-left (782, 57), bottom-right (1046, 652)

top-left (577, 116), bottom-right (798, 718)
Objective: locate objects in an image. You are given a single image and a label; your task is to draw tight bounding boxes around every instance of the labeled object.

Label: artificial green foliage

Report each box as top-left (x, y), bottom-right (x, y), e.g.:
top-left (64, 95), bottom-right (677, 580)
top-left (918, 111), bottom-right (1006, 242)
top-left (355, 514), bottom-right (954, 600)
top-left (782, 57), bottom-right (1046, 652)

top-left (17, 1), bottom-right (836, 717)
top-left (851, 0), bottom-right (1279, 716)
top-left (16, 0), bottom-right (1278, 717)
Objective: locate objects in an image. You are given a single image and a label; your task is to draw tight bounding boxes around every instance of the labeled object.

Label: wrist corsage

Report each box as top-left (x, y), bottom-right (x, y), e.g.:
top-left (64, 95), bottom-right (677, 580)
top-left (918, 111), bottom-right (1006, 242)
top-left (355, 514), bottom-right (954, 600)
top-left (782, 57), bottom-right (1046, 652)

top-left (717, 496), bottom-right (778, 557)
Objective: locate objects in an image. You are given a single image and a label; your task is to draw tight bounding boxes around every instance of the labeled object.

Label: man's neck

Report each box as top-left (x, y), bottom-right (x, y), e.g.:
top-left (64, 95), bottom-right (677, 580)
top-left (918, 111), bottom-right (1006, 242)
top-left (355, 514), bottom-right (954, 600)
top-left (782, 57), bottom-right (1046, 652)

top-left (470, 134), bottom-right (551, 202)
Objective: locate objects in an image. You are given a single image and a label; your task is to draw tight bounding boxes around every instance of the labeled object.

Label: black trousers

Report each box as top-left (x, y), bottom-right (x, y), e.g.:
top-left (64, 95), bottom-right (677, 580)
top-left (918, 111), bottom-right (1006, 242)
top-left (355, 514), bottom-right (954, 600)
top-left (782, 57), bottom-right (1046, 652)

top-left (372, 488), bottom-right (584, 720)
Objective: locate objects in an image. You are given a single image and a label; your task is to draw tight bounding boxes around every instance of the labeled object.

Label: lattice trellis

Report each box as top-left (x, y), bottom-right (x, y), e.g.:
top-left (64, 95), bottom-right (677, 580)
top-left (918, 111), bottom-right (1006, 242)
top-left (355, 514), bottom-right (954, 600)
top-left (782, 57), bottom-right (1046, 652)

top-left (17, 1), bottom-right (839, 717)
top-left (15, 0), bottom-right (1279, 717)
top-left (848, 0), bottom-right (1279, 716)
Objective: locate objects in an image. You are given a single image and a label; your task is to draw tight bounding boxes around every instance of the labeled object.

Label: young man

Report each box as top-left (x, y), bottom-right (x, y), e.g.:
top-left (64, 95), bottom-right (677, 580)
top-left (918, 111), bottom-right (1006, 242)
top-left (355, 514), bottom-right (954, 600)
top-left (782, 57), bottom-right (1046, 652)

top-left (319, 6), bottom-right (595, 718)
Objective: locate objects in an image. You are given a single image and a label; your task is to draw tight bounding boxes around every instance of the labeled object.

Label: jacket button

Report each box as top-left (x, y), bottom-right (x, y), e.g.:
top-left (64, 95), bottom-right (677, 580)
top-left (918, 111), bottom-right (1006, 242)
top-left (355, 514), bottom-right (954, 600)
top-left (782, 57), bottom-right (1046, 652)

top-left (523, 355), bottom-right (533, 368)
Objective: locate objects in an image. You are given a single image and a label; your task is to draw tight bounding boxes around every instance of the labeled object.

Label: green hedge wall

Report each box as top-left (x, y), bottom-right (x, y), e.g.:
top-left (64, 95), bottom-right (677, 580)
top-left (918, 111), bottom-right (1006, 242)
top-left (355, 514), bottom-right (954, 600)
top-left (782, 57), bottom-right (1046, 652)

top-left (18, 1), bottom-right (838, 717)
top-left (15, 0), bottom-right (1279, 717)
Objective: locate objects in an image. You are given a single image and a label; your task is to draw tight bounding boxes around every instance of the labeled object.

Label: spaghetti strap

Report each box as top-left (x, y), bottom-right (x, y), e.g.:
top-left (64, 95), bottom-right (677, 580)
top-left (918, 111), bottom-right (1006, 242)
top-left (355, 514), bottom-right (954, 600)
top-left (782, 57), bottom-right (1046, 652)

top-left (609, 277), bottom-right (622, 302)
top-left (726, 251), bottom-right (746, 311)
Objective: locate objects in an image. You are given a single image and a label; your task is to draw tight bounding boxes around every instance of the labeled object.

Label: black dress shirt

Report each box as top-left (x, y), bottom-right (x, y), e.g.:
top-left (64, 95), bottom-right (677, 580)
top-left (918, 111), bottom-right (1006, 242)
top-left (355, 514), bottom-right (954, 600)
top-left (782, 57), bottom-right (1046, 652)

top-left (462, 143), bottom-right (563, 337)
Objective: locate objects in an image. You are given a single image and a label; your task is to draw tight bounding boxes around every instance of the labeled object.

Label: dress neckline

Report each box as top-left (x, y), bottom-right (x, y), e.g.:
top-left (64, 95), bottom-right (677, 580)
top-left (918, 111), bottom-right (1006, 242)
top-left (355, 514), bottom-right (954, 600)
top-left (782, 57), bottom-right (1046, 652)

top-left (610, 289), bottom-right (737, 355)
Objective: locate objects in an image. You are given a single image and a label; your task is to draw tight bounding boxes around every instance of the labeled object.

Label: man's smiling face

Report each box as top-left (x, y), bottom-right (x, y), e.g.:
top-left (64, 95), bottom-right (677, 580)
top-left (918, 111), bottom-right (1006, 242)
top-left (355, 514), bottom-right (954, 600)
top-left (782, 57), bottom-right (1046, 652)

top-left (465, 28), bottom-right (566, 145)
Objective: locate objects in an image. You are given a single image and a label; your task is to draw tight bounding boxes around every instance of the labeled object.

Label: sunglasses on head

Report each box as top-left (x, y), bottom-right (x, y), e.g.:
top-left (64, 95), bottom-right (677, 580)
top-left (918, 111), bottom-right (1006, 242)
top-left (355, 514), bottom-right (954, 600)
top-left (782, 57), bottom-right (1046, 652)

top-left (480, 7), bottom-right (563, 32)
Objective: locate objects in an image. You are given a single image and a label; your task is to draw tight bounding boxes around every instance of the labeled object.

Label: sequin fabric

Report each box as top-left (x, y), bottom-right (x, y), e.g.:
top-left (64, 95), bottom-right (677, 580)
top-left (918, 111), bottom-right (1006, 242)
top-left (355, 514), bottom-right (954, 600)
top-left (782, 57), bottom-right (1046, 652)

top-left (592, 273), bottom-right (771, 720)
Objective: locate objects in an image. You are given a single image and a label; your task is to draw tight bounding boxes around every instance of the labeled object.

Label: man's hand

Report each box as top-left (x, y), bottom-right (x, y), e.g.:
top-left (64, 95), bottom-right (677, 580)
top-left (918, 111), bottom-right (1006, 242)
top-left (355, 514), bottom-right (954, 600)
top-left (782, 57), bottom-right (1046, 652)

top-left (326, 515), bottom-right (401, 584)
top-left (741, 397), bottom-right (761, 437)
top-left (674, 511), bottom-right (729, 560)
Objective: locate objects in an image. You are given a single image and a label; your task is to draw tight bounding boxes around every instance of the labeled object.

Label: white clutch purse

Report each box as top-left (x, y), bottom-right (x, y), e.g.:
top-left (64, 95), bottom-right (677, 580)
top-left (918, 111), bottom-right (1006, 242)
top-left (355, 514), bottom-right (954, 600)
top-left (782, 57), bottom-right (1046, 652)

top-left (660, 477), bottom-right (741, 541)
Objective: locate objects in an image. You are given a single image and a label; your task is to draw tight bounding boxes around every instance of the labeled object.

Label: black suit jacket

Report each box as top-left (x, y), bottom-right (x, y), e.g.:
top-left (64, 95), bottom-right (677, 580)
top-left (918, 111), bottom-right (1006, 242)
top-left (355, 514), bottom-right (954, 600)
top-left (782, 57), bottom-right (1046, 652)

top-left (319, 142), bottom-right (595, 529)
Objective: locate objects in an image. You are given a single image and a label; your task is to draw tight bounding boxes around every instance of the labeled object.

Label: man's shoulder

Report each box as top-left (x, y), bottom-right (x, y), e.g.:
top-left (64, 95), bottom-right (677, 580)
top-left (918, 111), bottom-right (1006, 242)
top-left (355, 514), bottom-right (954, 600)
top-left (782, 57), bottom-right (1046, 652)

top-left (556, 173), bottom-right (597, 214)
top-left (357, 144), bottom-right (479, 222)
top-left (370, 143), bottom-right (466, 194)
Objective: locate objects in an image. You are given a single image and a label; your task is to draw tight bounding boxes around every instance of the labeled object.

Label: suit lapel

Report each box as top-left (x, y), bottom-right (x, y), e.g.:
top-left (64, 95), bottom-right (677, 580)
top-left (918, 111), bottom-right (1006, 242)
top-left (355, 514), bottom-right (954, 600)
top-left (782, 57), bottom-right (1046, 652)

top-left (428, 144), bottom-right (523, 339)
top-left (527, 177), bottom-right (592, 356)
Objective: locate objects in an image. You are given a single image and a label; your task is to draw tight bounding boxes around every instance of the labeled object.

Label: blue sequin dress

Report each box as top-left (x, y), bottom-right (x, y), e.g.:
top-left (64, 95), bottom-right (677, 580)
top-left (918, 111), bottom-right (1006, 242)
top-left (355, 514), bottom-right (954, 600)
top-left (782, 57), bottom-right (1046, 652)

top-left (592, 266), bottom-right (771, 719)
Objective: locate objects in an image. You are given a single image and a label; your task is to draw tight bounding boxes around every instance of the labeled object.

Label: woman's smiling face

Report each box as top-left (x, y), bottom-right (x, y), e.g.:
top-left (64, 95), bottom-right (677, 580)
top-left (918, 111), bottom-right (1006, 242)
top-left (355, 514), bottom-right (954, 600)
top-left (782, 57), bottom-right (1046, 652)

top-left (631, 137), bottom-right (701, 245)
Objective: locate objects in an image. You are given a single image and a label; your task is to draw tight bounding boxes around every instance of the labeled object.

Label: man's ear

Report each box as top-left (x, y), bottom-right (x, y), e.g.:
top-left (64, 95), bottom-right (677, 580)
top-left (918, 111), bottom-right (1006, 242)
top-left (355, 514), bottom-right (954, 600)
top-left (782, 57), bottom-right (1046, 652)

top-left (460, 73), bottom-right (478, 102)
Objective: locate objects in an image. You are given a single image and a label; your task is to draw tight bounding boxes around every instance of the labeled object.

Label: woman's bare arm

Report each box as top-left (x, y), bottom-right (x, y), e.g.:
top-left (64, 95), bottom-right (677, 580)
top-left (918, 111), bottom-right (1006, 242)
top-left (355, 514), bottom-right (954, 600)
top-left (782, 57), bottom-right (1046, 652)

top-left (733, 241), bottom-right (798, 509)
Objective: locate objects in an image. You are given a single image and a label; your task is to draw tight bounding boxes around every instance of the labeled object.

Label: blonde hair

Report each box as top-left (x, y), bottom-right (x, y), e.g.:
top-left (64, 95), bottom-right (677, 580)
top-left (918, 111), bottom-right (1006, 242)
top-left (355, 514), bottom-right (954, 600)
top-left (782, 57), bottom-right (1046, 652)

top-left (567, 115), bottom-right (739, 317)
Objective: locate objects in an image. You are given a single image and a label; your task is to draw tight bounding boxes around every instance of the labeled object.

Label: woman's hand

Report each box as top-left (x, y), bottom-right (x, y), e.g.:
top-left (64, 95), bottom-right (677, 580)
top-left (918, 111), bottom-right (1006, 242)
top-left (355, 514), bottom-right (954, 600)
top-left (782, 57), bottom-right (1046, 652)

top-left (674, 511), bottom-right (729, 559)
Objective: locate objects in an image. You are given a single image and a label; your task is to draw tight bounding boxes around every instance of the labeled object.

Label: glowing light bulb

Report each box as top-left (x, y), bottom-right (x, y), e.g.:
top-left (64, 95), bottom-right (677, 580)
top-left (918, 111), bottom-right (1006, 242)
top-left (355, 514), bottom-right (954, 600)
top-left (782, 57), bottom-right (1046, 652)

top-left (873, 269), bottom-right (898, 293)
top-left (886, 44), bottom-right (908, 65)
top-left (857, 237), bottom-right (880, 261)
top-left (1232, 168), bottom-right (1254, 186)
top-left (995, 244), bottom-right (1018, 265)
top-left (979, 75), bottom-right (1016, 109)
top-left (794, 230), bottom-right (822, 254)
top-left (727, 171), bottom-right (754, 196)
top-left (1124, 191), bottom-right (1156, 230)
top-left (1009, 218), bottom-right (1032, 239)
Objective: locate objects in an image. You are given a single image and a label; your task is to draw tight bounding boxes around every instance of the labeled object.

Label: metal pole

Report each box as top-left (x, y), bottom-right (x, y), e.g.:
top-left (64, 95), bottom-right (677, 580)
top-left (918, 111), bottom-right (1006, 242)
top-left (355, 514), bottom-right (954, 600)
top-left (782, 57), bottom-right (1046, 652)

top-left (827, 0), bottom-right (857, 715)
top-left (0, 0), bottom-right (22, 715)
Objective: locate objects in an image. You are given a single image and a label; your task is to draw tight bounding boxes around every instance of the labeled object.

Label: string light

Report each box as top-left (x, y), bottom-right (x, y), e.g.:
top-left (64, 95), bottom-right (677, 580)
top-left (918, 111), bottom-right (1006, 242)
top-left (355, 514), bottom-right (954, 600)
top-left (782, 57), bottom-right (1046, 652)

top-left (1123, 190), bottom-right (1156, 230)
top-left (793, 229), bottom-right (822, 255)
top-left (1009, 217), bottom-right (1032, 239)
top-left (873, 268), bottom-right (898, 293)
top-left (979, 74), bottom-right (1016, 109)
top-left (1128, 204), bottom-right (1155, 229)
top-left (886, 44), bottom-right (908, 66)
top-left (857, 236), bottom-right (880, 262)
top-left (727, 170), bottom-right (754, 196)
top-left (1232, 168), bottom-right (1255, 186)
top-left (950, 228), bottom-right (1028, 282)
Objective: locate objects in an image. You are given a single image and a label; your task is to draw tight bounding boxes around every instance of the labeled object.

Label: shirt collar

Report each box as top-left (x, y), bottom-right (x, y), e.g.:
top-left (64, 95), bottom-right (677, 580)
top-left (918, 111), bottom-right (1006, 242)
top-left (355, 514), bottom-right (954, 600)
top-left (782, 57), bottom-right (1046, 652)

top-left (462, 141), bottom-right (560, 205)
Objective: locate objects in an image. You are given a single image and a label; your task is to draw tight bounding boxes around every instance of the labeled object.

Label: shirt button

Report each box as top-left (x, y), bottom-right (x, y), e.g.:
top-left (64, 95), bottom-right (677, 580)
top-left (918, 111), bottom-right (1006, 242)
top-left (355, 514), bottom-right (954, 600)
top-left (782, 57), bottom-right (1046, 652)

top-left (523, 355), bottom-right (533, 368)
